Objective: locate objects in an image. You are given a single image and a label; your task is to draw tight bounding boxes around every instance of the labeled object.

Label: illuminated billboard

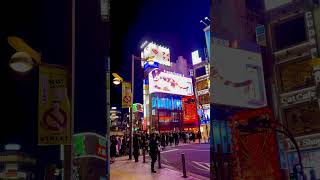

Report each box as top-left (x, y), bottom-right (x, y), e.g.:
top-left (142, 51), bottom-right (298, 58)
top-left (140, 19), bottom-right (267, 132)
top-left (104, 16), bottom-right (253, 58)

top-left (182, 96), bottom-right (198, 125)
top-left (264, 0), bottom-right (292, 10)
top-left (211, 45), bottom-right (267, 108)
top-left (192, 50), bottom-right (202, 65)
top-left (149, 69), bottom-right (194, 96)
top-left (141, 42), bottom-right (171, 66)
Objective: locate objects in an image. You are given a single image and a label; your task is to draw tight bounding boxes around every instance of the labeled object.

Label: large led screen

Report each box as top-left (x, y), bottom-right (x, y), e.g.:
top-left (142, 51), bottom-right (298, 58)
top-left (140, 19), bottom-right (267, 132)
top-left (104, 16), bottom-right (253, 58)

top-left (149, 69), bottom-right (194, 96)
top-left (211, 45), bottom-right (267, 108)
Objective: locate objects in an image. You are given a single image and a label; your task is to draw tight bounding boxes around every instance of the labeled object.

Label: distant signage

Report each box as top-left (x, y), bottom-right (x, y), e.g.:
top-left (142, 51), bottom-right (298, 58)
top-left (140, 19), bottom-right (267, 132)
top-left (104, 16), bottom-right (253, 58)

top-left (100, 0), bottom-right (110, 22)
top-left (256, 25), bottom-right (267, 47)
top-left (287, 134), bottom-right (320, 151)
top-left (144, 61), bottom-right (159, 71)
top-left (133, 103), bottom-right (143, 113)
top-left (73, 133), bottom-right (106, 161)
top-left (142, 42), bottom-right (170, 66)
top-left (280, 87), bottom-right (317, 106)
top-left (192, 50), bottom-right (202, 65)
top-left (148, 69), bottom-right (194, 96)
top-left (122, 82), bottom-right (132, 108)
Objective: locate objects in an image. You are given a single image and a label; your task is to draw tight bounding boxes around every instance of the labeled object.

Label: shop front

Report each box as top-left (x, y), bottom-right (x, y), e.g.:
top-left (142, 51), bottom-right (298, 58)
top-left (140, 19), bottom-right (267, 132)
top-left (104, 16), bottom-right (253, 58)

top-left (148, 68), bottom-right (198, 132)
top-left (286, 134), bottom-right (320, 180)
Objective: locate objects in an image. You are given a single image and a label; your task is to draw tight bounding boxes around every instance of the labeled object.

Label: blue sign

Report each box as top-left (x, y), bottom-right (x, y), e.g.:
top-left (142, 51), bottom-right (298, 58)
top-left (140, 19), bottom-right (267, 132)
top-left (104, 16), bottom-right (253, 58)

top-left (144, 61), bottom-right (159, 71)
top-left (205, 30), bottom-right (210, 58)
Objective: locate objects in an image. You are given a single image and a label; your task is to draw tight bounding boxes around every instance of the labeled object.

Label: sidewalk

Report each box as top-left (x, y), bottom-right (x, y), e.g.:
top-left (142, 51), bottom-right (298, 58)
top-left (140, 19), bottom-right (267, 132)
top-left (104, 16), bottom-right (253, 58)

top-left (110, 156), bottom-right (201, 180)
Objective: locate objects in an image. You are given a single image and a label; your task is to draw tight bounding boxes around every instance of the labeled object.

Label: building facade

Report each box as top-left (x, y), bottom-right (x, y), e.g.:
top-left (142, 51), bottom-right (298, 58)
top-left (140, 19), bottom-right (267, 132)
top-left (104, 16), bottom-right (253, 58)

top-left (264, 0), bottom-right (320, 178)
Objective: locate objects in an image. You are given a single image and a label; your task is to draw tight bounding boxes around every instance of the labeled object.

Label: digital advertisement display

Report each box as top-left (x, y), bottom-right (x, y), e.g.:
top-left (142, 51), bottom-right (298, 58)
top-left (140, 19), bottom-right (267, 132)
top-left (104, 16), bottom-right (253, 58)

top-left (264, 0), bottom-right (292, 10)
top-left (149, 69), bottom-right (194, 96)
top-left (142, 42), bottom-right (171, 66)
top-left (182, 96), bottom-right (198, 125)
top-left (211, 45), bottom-right (267, 108)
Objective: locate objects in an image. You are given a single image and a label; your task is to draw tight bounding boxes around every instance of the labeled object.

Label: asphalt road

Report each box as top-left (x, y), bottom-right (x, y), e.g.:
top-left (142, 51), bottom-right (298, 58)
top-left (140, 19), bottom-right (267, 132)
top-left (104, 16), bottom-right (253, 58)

top-left (160, 143), bottom-right (210, 179)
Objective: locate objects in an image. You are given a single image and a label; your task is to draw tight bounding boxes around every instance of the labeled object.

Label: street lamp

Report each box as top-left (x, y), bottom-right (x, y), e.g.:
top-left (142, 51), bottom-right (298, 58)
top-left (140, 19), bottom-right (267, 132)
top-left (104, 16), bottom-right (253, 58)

top-left (9, 52), bottom-right (34, 73)
top-left (7, 36), bottom-right (42, 73)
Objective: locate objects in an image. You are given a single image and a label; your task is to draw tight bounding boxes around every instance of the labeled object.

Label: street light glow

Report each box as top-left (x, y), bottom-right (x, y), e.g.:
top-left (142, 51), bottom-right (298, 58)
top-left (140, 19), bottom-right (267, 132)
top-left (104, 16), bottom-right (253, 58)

top-left (9, 52), bottom-right (34, 73)
top-left (113, 77), bottom-right (121, 85)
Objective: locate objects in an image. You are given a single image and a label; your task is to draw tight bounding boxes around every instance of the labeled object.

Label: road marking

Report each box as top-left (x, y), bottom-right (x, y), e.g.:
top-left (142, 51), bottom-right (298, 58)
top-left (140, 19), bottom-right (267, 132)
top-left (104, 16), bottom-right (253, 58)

top-left (161, 149), bottom-right (179, 153)
top-left (191, 161), bottom-right (210, 171)
top-left (177, 149), bottom-right (210, 151)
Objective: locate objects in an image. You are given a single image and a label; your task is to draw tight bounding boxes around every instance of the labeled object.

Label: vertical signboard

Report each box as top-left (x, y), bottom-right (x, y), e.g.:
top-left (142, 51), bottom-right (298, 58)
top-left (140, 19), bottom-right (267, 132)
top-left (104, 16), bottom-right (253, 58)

top-left (122, 82), bottom-right (132, 108)
top-left (256, 25), bottom-right (267, 47)
top-left (182, 96), bottom-right (199, 127)
top-left (38, 65), bottom-right (71, 145)
top-left (230, 108), bottom-right (282, 180)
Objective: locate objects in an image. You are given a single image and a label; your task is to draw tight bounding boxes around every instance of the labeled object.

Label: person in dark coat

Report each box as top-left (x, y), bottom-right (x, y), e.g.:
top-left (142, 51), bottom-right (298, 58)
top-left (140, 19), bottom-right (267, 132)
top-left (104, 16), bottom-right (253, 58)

top-left (160, 133), bottom-right (166, 150)
top-left (149, 133), bottom-right (159, 173)
top-left (133, 134), bottom-right (141, 162)
top-left (110, 136), bottom-right (117, 163)
top-left (197, 131), bottom-right (202, 144)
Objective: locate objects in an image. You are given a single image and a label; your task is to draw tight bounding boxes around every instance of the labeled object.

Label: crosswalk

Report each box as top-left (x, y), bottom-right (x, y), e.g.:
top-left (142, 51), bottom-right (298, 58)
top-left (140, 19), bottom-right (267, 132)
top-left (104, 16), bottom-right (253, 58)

top-left (191, 161), bottom-right (210, 171)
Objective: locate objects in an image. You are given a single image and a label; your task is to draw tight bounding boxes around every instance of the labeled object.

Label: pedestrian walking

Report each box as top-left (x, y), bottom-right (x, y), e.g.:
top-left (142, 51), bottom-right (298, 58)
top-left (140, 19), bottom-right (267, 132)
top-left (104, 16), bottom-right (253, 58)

top-left (149, 133), bottom-right (159, 173)
top-left (110, 136), bottom-right (117, 163)
top-left (197, 131), bottom-right (202, 144)
top-left (133, 134), bottom-right (141, 162)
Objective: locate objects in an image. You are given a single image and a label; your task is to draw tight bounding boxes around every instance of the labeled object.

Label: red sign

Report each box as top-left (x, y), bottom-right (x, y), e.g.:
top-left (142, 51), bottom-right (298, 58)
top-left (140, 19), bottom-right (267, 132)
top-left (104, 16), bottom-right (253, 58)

top-left (96, 144), bottom-right (106, 159)
top-left (230, 107), bottom-right (281, 180)
top-left (182, 96), bottom-right (198, 126)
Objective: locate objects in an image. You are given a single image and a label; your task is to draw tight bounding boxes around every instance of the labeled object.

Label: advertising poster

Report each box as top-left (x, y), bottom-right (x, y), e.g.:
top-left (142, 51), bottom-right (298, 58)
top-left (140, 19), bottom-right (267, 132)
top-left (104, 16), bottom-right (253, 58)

top-left (38, 65), bottom-right (71, 145)
top-left (231, 108), bottom-right (282, 180)
top-left (148, 69), bottom-right (194, 96)
top-left (122, 82), bottom-right (132, 108)
top-left (142, 42), bottom-right (170, 66)
top-left (283, 102), bottom-right (320, 137)
top-left (182, 96), bottom-right (198, 125)
top-left (211, 45), bottom-right (267, 108)
top-left (278, 59), bottom-right (315, 93)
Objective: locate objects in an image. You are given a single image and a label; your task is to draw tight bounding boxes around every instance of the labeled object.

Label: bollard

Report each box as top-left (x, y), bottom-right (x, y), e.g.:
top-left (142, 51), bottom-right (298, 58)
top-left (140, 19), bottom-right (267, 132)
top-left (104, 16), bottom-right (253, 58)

top-left (143, 148), bottom-right (146, 163)
top-left (181, 153), bottom-right (187, 178)
top-left (158, 151), bottom-right (162, 169)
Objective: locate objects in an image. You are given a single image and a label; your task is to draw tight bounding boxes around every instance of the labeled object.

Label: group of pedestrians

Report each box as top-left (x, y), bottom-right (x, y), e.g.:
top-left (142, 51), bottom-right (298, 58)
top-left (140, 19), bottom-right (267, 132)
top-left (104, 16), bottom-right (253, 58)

top-left (110, 130), bottom-right (206, 173)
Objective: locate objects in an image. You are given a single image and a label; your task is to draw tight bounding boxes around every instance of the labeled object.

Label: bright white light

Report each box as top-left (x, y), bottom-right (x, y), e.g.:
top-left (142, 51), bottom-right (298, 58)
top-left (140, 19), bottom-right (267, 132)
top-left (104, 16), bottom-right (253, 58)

top-left (111, 107), bottom-right (117, 110)
top-left (9, 62), bottom-right (33, 73)
top-left (9, 52), bottom-right (34, 73)
top-left (192, 50), bottom-right (202, 65)
top-left (113, 77), bottom-right (121, 85)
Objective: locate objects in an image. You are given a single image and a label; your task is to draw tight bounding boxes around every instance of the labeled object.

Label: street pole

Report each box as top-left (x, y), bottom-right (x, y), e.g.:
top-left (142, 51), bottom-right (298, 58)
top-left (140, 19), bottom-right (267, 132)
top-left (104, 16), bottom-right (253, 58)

top-left (129, 55), bottom-right (135, 160)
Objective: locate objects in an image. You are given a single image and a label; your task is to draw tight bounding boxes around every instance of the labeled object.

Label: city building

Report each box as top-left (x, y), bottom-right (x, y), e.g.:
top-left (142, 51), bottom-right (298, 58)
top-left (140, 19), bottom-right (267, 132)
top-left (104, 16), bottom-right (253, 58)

top-left (263, 0), bottom-right (320, 178)
top-left (141, 42), bottom-right (199, 133)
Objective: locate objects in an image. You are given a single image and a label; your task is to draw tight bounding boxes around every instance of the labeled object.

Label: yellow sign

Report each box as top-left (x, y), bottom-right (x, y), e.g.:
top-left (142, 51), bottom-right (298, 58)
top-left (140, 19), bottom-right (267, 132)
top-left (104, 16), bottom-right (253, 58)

top-left (122, 82), bottom-right (132, 108)
top-left (38, 65), bottom-right (71, 145)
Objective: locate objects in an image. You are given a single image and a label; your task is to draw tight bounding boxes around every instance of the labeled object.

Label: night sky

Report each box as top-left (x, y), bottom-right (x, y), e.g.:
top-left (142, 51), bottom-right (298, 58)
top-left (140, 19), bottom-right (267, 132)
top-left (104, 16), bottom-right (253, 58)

top-left (110, 0), bottom-right (210, 109)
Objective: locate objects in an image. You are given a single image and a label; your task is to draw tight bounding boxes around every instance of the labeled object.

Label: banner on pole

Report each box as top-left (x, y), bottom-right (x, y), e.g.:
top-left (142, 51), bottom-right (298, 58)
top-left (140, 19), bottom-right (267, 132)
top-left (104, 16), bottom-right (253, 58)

top-left (38, 65), bottom-right (71, 145)
top-left (122, 82), bottom-right (132, 108)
